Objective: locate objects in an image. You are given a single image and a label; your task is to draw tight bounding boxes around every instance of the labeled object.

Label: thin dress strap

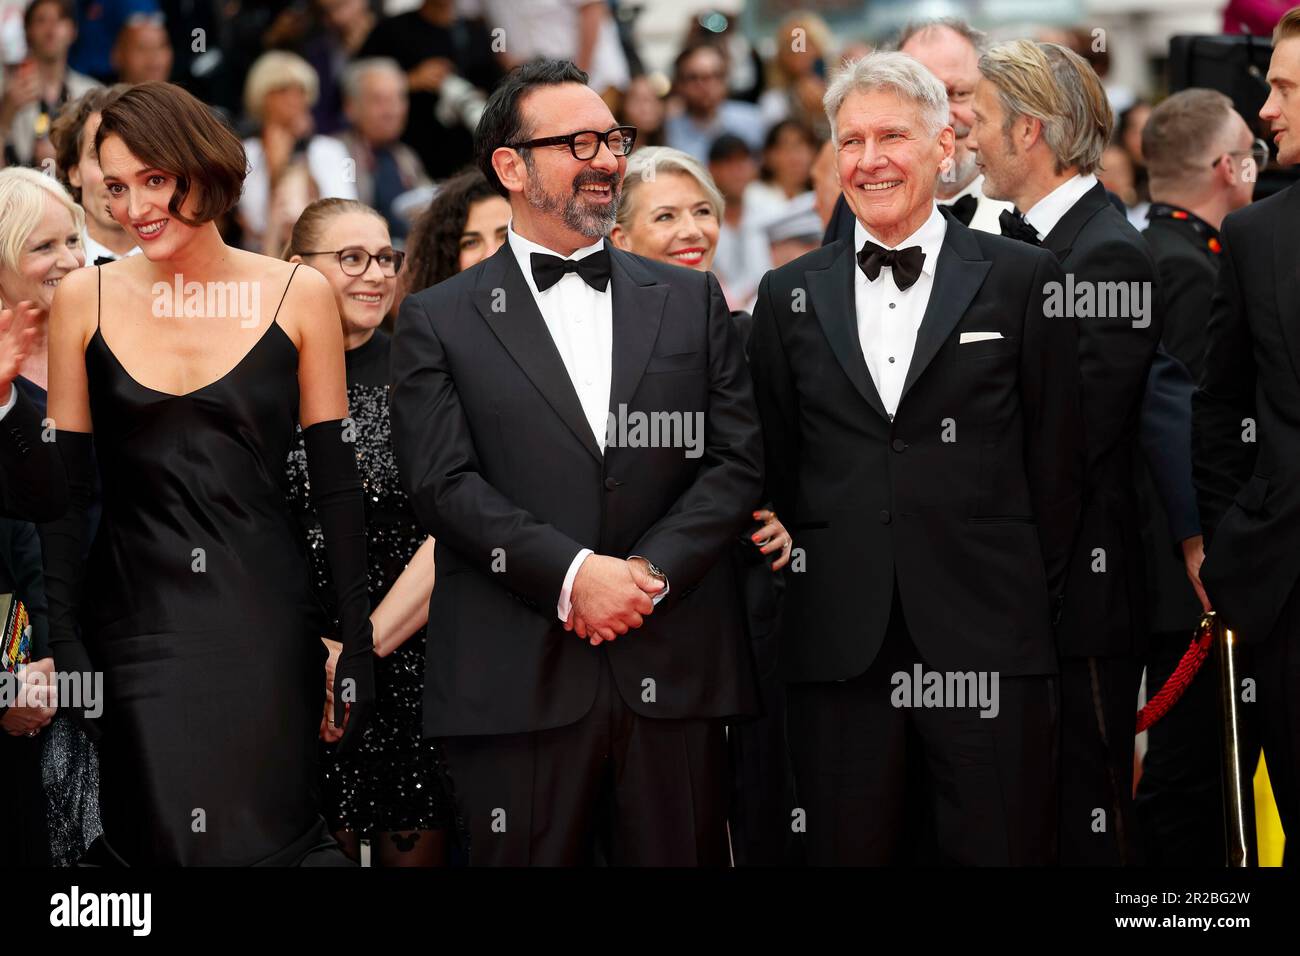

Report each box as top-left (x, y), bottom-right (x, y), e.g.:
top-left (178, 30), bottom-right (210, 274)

top-left (271, 262), bottom-right (300, 325)
top-left (96, 264), bottom-right (101, 330)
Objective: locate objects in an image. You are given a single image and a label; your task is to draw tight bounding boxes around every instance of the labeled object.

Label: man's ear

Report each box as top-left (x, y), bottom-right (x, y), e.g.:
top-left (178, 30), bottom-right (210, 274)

top-left (1018, 114), bottom-right (1043, 153)
top-left (492, 147), bottom-right (526, 195)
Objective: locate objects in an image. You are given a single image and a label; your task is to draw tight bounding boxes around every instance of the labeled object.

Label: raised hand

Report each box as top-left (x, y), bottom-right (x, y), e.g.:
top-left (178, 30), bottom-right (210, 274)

top-left (0, 302), bottom-right (40, 405)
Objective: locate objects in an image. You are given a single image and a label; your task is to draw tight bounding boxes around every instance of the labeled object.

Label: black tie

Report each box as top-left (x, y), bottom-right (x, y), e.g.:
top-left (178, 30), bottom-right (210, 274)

top-left (94, 255), bottom-right (114, 266)
top-left (530, 250), bottom-right (611, 293)
top-left (943, 193), bottom-right (978, 226)
top-left (856, 241), bottom-right (925, 291)
top-left (999, 209), bottom-right (1040, 245)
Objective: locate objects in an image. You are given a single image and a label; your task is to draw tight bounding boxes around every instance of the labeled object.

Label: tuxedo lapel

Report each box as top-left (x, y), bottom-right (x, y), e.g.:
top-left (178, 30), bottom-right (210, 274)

top-left (807, 240), bottom-right (890, 420)
top-left (472, 243), bottom-right (604, 463)
top-left (899, 221), bottom-right (991, 403)
top-left (1041, 182), bottom-right (1111, 262)
top-left (1273, 184), bottom-right (1300, 388)
top-left (607, 244), bottom-right (668, 417)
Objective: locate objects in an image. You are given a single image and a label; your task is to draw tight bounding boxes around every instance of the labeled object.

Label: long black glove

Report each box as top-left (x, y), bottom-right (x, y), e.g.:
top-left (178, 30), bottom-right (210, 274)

top-left (34, 429), bottom-right (100, 742)
top-left (303, 418), bottom-right (375, 756)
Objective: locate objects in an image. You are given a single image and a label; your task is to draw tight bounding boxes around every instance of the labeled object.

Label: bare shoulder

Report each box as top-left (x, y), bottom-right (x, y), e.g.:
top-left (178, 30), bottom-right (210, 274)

top-left (236, 251), bottom-right (335, 345)
top-left (48, 265), bottom-right (99, 345)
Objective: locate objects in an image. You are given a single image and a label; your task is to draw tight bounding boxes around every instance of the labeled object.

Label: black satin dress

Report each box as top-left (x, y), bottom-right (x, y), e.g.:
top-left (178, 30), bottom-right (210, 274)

top-left (80, 264), bottom-right (345, 865)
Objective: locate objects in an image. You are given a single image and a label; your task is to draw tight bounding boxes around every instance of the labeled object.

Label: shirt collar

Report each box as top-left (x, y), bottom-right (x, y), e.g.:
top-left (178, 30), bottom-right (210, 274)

top-left (852, 203), bottom-right (947, 279)
top-left (507, 221), bottom-right (607, 295)
top-left (1023, 172), bottom-right (1098, 241)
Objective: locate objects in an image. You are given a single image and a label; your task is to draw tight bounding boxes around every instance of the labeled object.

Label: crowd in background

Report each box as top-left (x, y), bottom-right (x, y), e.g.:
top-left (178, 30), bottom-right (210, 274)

top-left (2, 0), bottom-right (1258, 311)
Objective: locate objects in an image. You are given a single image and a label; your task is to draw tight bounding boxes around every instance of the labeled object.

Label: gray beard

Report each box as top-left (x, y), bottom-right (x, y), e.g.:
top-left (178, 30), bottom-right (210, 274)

top-left (524, 176), bottom-right (620, 239)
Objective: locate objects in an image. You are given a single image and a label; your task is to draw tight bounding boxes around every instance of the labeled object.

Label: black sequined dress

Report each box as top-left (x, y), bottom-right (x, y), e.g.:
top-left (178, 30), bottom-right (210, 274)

top-left (285, 329), bottom-right (453, 834)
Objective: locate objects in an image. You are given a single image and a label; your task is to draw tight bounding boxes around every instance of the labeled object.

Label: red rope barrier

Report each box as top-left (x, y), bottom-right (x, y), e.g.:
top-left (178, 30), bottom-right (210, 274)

top-left (1135, 612), bottom-right (1217, 734)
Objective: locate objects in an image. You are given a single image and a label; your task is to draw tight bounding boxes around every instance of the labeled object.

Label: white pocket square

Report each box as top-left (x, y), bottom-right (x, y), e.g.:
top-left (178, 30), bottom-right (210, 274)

top-left (959, 331), bottom-right (1004, 344)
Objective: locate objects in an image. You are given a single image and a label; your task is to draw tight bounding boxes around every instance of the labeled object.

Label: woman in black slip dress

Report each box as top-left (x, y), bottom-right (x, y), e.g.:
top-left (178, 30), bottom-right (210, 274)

top-left (37, 81), bottom-right (376, 866)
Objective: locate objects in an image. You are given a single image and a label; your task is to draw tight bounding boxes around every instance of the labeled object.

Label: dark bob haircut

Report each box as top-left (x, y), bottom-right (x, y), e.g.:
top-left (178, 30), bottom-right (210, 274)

top-left (474, 58), bottom-right (589, 199)
top-left (94, 81), bottom-right (248, 228)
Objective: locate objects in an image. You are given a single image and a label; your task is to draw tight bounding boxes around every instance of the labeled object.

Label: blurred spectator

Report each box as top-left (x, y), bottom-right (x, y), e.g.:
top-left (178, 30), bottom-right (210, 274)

top-left (809, 137), bottom-right (838, 227)
top-left (666, 41), bottom-right (764, 161)
top-left (1, 0), bottom-right (100, 168)
top-left (338, 57), bottom-right (430, 242)
top-left (1098, 141), bottom-right (1139, 213)
top-left (707, 132), bottom-right (770, 311)
top-left (761, 189), bottom-right (820, 269)
top-left (1223, 0), bottom-right (1296, 35)
top-left (746, 118), bottom-right (816, 221)
top-left (400, 167), bottom-right (508, 312)
top-left (757, 11), bottom-right (833, 141)
top-left (1119, 99), bottom-right (1152, 218)
top-left (619, 72), bottom-right (665, 147)
top-left (481, 0), bottom-right (629, 98)
top-left (110, 13), bottom-right (170, 83)
top-left (49, 83), bottom-right (140, 262)
top-left (238, 50), bottom-right (356, 254)
top-left (681, 6), bottom-right (764, 103)
top-left (292, 0), bottom-right (378, 136)
top-left (68, 0), bottom-right (158, 82)
top-left (357, 0), bottom-right (502, 179)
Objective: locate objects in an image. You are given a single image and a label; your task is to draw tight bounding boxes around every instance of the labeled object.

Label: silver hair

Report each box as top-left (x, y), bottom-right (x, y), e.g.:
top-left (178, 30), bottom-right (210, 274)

top-left (823, 51), bottom-right (950, 144)
top-left (617, 146), bottom-right (726, 228)
top-left (341, 57), bottom-right (407, 102)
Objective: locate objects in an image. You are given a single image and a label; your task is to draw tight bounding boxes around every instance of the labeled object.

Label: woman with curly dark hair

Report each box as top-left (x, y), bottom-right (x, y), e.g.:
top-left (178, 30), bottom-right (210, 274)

top-left (401, 169), bottom-right (509, 298)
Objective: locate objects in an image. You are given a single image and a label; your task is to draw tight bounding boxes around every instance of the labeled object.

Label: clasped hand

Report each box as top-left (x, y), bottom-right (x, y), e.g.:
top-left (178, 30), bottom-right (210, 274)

top-left (564, 555), bottom-right (663, 646)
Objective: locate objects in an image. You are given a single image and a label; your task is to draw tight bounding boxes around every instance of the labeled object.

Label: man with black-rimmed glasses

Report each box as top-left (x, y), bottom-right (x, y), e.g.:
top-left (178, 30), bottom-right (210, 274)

top-left (391, 59), bottom-right (764, 866)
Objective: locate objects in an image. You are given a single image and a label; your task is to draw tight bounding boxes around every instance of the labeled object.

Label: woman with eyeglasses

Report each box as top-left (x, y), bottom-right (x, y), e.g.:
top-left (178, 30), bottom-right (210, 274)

top-left (285, 198), bottom-right (454, 866)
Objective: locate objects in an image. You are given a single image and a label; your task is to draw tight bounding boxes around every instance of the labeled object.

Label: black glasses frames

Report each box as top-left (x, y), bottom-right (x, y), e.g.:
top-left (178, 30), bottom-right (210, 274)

top-left (299, 247), bottom-right (405, 277)
top-left (507, 126), bottom-right (638, 161)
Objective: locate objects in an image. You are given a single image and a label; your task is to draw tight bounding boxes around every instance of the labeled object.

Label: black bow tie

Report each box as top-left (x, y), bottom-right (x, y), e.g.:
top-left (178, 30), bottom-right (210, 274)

top-left (999, 209), bottom-right (1040, 245)
top-left (856, 241), bottom-right (925, 291)
top-left (943, 193), bottom-right (978, 226)
top-left (93, 255), bottom-right (114, 266)
top-left (530, 249), bottom-right (611, 293)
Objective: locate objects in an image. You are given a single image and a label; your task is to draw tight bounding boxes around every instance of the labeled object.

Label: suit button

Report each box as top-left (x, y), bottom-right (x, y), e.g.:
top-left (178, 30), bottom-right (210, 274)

top-left (604, 476), bottom-right (621, 490)
top-left (891, 438), bottom-right (906, 452)
top-left (879, 509), bottom-right (891, 525)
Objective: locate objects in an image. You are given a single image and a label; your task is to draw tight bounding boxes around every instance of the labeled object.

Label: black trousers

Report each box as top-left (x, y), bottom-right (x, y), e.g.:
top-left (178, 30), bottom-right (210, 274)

top-left (1058, 654), bottom-right (1144, 865)
top-left (785, 585), bottom-right (1058, 865)
top-left (440, 652), bottom-right (729, 866)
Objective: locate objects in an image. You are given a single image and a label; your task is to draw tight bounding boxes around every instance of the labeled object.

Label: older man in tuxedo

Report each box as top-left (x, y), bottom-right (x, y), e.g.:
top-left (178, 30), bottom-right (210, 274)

top-left (1194, 7), bottom-right (1300, 859)
top-left (390, 59), bottom-right (764, 866)
top-left (750, 51), bottom-right (1083, 865)
top-left (971, 39), bottom-right (1164, 865)
top-left (822, 18), bottom-right (1012, 244)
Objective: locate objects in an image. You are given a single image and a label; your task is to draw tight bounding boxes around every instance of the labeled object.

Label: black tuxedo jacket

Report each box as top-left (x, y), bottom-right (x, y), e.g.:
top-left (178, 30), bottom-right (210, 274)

top-left (1194, 183), bottom-right (1300, 643)
top-left (749, 212), bottom-right (1083, 681)
top-left (0, 386), bottom-right (66, 522)
top-left (1041, 182), bottom-right (1163, 658)
top-left (390, 240), bottom-right (764, 737)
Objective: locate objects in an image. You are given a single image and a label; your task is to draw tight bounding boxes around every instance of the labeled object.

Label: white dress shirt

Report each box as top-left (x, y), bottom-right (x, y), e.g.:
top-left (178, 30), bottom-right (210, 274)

top-left (940, 173), bottom-right (1013, 235)
top-left (1022, 172), bottom-right (1099, 244)
top-left (83, 231), bottom-right (141, 265)
top-left (853, 205), bottom-right (948, 419)
top-left (505, 224), bottom-right (617, 621)
top-left (0, 382), bottom-right (16, 420)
